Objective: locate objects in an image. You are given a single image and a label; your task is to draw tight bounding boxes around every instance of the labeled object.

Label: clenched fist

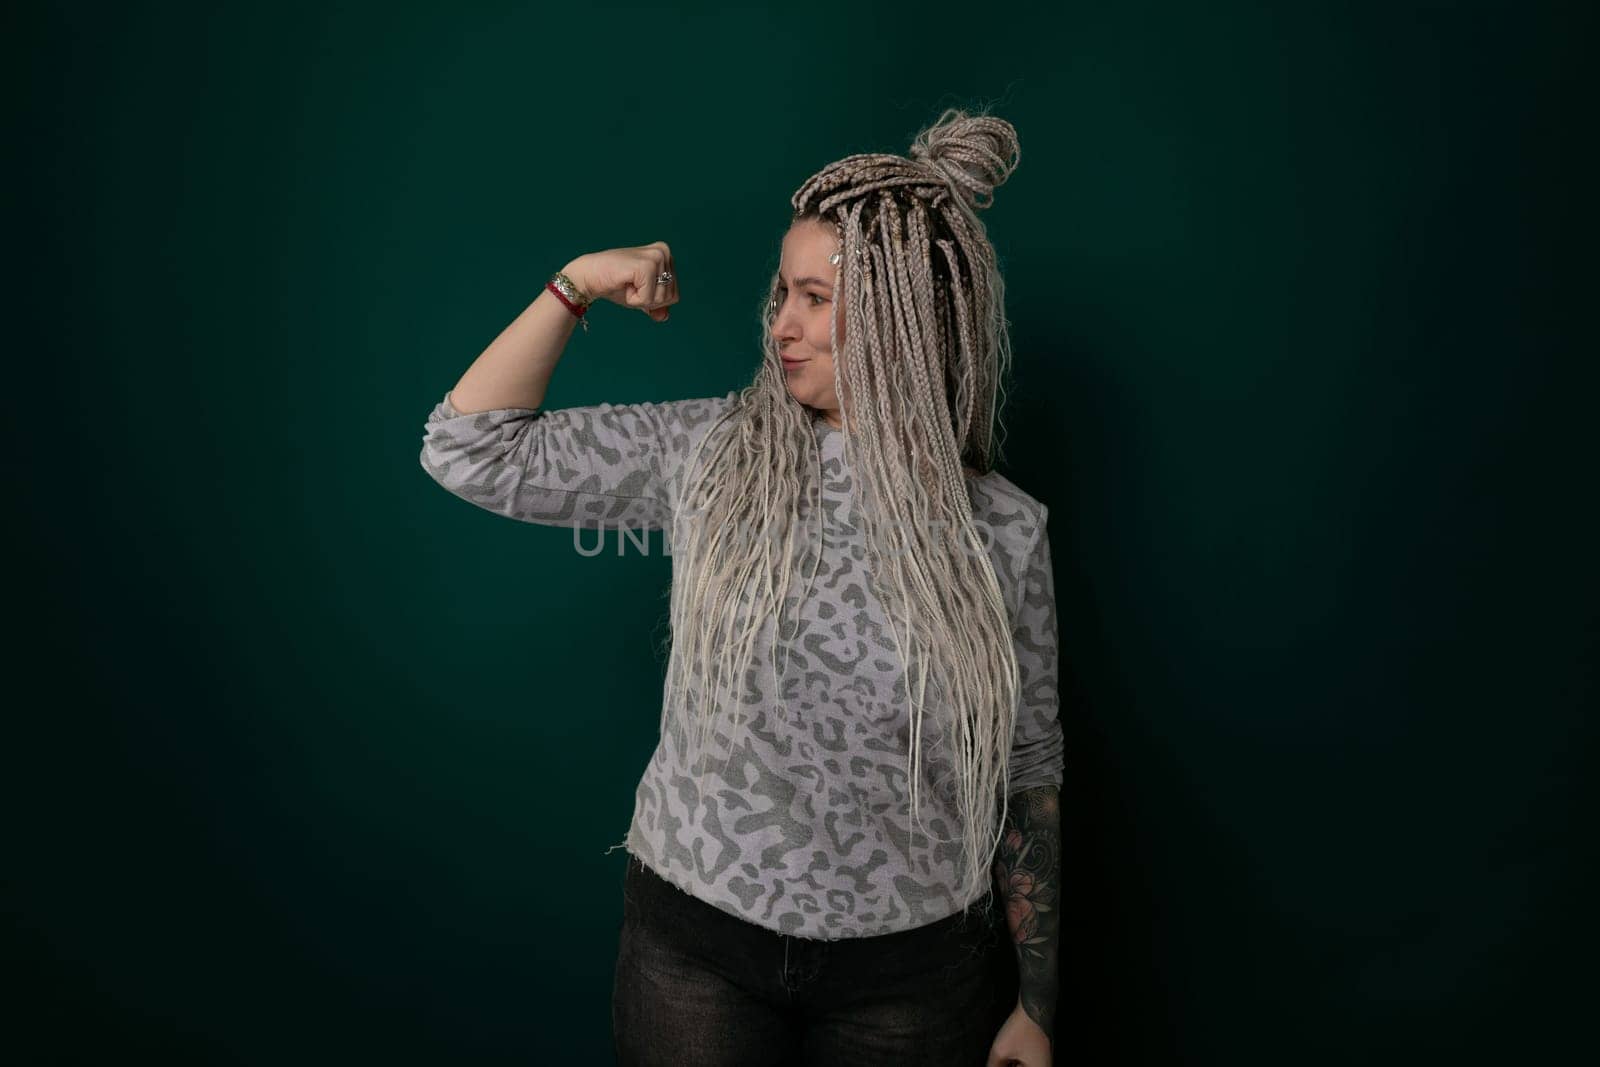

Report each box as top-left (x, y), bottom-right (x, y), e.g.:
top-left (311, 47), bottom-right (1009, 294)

top-left (563, 241), bottom-right (679, 323)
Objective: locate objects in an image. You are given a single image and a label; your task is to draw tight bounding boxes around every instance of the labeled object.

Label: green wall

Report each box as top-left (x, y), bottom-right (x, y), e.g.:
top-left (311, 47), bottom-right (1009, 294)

top-left (14, 1), bottom-right (1589, 1063)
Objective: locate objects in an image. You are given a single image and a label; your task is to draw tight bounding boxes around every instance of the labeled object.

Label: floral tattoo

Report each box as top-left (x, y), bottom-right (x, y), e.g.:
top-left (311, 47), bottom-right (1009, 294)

top-left (992, 785), bottom-right (1060, 1044)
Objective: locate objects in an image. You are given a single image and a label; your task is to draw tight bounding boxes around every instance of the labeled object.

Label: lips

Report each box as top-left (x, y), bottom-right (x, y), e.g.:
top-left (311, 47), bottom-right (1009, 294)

top-left (781, 356), bottom-right (808, 369)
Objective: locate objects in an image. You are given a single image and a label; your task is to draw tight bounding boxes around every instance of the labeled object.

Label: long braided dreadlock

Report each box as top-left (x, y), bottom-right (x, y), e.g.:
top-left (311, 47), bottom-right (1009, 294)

top-left (660, 107), bottom-right (1024, 908)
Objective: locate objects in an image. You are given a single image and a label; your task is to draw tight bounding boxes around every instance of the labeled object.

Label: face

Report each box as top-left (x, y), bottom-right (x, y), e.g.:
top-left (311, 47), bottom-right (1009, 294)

top-left (773, 219), bottom-right (847, 428)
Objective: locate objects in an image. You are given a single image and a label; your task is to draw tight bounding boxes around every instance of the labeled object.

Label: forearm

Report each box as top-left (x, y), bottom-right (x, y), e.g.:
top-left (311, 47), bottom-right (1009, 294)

top-left (991, 784), bottom-right (1061, 1043)
top-left (447, 260), bottom-right (589, 415)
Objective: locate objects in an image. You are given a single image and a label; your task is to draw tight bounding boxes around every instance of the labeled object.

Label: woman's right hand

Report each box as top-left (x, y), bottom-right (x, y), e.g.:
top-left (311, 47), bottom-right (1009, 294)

top-left (563, 241), bottom-right (679, 323)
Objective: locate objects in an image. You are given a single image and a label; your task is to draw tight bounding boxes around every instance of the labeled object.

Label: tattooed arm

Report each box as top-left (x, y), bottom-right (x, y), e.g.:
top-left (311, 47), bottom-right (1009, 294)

top-left (992, 784), bottom-right (1061, 1044)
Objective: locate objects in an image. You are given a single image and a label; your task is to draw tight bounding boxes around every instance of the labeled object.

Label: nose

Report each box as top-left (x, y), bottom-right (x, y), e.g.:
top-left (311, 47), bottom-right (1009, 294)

top-left (773, 295), bottom-right (802, 347)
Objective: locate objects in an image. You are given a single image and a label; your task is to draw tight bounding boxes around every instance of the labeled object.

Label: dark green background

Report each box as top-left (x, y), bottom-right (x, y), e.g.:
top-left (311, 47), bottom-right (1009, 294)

top-left (13, 1), bottom-right (1591, 1063)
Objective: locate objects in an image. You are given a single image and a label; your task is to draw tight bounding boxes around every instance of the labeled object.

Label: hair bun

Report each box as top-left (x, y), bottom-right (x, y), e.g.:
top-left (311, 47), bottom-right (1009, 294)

top-left (908, 108), bottom-right (1021, 211)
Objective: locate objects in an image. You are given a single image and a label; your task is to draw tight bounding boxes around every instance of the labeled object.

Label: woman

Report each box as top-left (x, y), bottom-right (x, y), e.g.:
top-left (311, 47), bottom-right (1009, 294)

top-left (419, 109), bottom-right (1062, 1067)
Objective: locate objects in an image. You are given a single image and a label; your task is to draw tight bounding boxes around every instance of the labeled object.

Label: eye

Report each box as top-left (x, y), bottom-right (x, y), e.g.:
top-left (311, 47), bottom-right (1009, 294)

top-left (774, 286), bottom-right (828, 308)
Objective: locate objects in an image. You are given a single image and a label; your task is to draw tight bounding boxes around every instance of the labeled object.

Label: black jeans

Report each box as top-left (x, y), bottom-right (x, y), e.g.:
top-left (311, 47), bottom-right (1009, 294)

top-left (612, 855), bottom-right (1019, 1066)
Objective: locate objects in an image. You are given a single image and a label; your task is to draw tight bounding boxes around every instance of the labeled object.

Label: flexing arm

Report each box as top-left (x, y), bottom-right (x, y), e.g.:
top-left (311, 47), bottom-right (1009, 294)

top-left (447, 258), bottom-right (590, 415)
top-left (447, 243), bottom-right (675, 414)
top-left (418, 243), bottom-right (735, 531)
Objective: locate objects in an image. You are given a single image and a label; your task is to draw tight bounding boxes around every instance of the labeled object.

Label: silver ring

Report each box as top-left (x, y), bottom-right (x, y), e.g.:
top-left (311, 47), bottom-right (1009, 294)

top-left (657, 271), bottom-right (674, 284)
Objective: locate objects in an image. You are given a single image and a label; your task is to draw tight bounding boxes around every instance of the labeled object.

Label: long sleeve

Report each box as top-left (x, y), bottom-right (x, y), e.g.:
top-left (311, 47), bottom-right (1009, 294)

top-left (1005, 505), bottom-right (1066, 793)
top-left (418, 389), bottom-right (740, 531)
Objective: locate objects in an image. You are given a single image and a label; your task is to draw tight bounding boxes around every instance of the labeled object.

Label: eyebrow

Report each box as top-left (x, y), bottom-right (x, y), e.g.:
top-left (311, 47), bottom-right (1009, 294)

top-left (779, 275), bottom-right (833, 289)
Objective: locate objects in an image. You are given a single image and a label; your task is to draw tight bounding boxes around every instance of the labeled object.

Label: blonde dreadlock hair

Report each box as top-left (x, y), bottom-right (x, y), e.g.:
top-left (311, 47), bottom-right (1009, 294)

top-left (660, 107), bottom-right (1024, 908)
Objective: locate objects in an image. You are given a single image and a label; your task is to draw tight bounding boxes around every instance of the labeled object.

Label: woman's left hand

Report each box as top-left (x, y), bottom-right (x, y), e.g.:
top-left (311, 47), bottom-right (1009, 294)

top-left (986, 1002), bottom-right (1053, 1066)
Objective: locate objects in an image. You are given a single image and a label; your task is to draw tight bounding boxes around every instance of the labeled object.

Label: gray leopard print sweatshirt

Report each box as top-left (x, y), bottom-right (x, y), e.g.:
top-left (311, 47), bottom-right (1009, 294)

top-left (419, 389), bottom-right (1064, 940)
